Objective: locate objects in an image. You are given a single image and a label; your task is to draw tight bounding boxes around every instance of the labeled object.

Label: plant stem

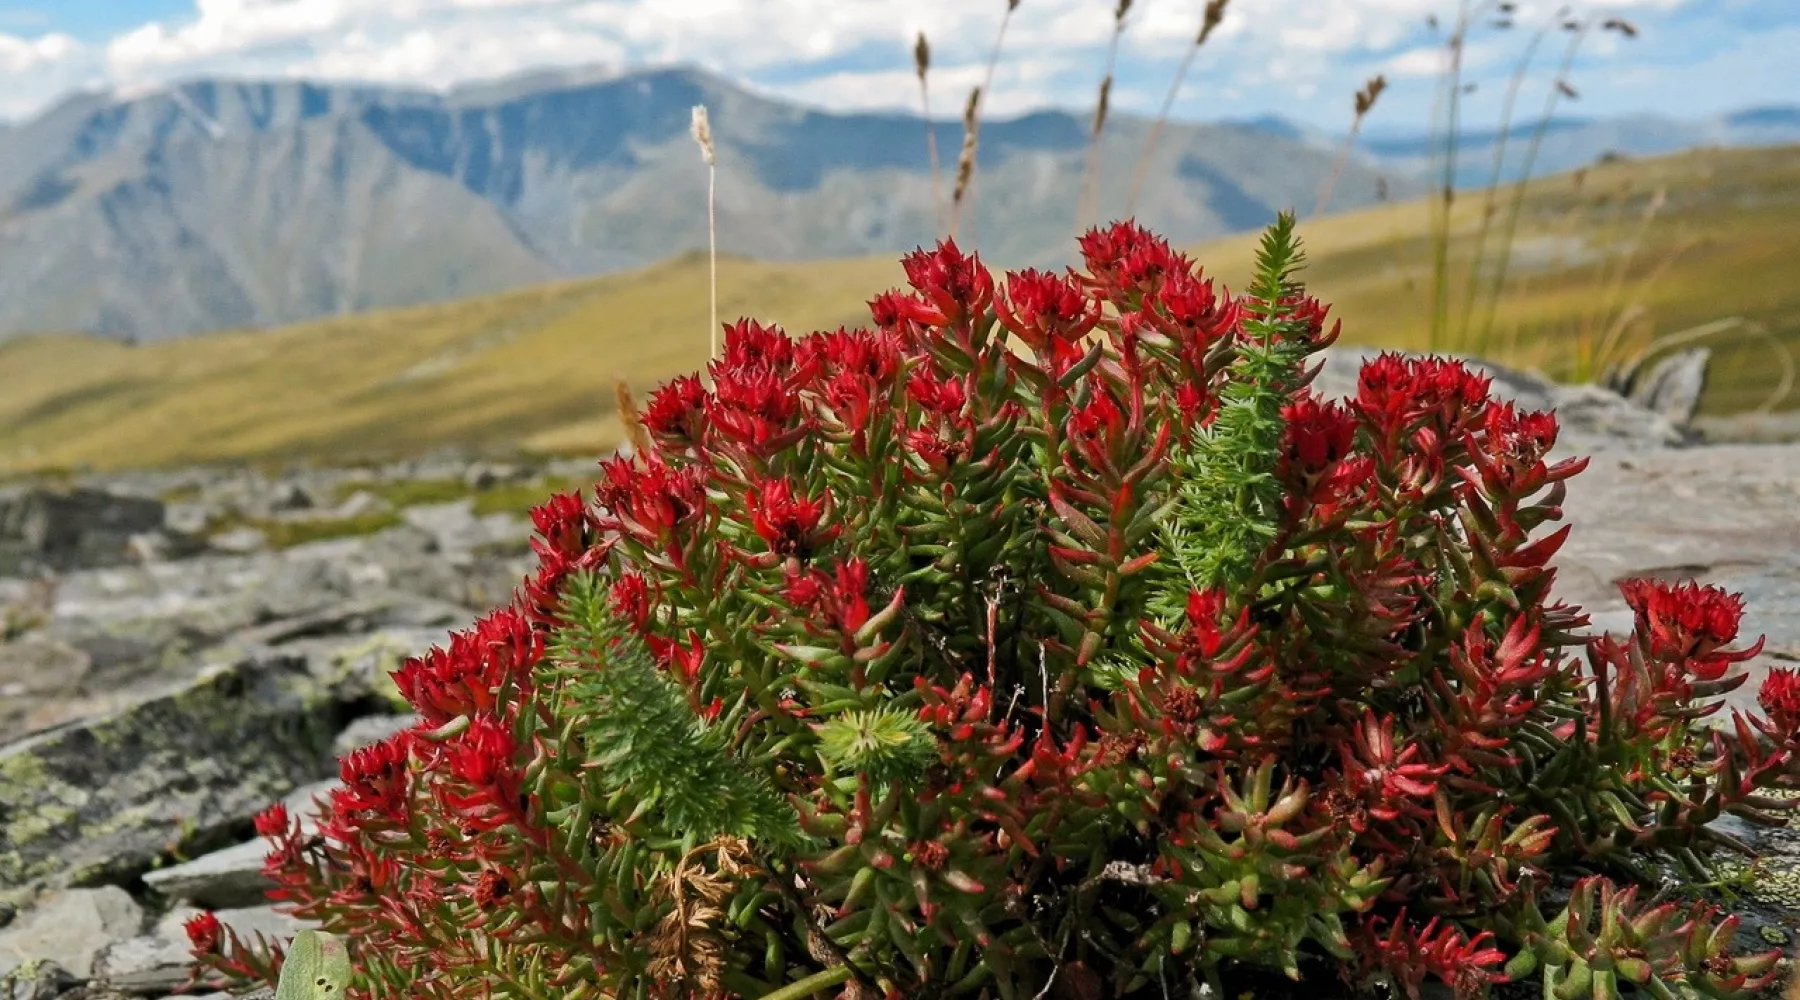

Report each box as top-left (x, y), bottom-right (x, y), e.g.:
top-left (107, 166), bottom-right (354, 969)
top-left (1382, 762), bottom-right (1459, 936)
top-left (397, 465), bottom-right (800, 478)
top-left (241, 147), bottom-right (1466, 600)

top-left (753, 966), bottom-right (855, 1000)
top-left (1477, 16), bottom-right (1592, 351)
top-left (1459, 6), bottom-right (1563, 356)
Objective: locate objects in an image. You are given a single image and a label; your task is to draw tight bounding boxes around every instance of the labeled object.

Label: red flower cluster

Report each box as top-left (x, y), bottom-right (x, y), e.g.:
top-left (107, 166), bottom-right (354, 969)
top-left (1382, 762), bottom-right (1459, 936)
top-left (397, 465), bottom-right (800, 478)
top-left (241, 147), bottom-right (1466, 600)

top-left (207, 217), bottom-right (1787, 1000)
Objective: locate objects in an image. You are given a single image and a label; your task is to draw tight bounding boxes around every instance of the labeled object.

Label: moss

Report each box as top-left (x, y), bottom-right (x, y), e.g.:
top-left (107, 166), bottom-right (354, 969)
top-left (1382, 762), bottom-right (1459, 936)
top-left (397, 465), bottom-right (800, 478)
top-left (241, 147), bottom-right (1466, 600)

top-left (204, 509), bottom-right (404, 550)
top-left (470, 475), bottom-right (594, 517)
top-left (331, 477), bottom-right (471, 509)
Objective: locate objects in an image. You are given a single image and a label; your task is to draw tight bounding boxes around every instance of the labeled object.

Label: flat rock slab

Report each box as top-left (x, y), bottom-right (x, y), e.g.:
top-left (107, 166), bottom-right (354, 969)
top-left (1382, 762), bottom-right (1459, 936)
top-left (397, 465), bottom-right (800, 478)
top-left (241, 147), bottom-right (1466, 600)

top-left (1553, 444), bottom-right (1800, 715)
top-left (0, 888), bottom-right (142, 980)
top-left (141, 779), bottom-right (337, 910)
top-left (0, 653), bottom-right (340, 895)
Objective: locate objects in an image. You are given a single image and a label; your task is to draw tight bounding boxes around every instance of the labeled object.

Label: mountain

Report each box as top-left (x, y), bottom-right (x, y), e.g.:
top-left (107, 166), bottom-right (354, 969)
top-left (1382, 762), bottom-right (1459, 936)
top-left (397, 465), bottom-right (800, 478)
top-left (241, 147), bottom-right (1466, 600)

top-left (1351, 106), bottom-right (1800, 187)
top-left (0, 68), bottom-right (1408, 343)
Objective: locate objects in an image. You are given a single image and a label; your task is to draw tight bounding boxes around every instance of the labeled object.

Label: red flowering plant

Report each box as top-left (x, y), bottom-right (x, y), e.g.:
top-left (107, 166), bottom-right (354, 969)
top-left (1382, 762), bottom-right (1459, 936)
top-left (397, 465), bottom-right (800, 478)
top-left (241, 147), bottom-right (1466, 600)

top-left (184, 215), bottom-right (1796, 1000)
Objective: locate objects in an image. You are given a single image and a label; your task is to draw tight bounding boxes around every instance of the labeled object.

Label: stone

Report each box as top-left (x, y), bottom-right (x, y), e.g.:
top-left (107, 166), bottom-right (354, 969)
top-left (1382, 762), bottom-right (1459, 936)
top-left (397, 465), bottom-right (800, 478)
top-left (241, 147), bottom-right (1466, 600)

top-left (1552, 443), bottom-right (1800, 719)
top-left (0, 653), bottom-right (341, 892)
top-left (207, 528), bottom-right (267, 555)
top-left (0, 490), bottom-right (166, 575)
top-left (1, 959), bottom-right (78, 1000)
top-left (0, 888), bottom-right (143, 979)
top-left (332, 713), bottom-right (419, 758)
top-left (141, 780), bottom-right (337, 910)
top-left (89, 936), bottom-right (191, 995)
top-left (152, 905), bottom-right (311, 946)
top-left (1621, 346), bottom-right (1710, 427)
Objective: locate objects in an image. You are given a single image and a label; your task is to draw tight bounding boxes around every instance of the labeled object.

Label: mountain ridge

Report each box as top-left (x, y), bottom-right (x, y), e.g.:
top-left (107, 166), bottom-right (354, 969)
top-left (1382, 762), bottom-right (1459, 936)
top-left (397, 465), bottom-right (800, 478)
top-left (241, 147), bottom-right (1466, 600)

top-left (0, 64), bottom-right (1791, 344)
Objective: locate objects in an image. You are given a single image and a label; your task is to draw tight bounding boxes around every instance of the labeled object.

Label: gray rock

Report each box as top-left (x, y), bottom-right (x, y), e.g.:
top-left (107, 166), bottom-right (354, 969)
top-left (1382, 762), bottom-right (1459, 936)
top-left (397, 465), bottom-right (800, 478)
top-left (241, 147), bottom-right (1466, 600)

top-left (0, 653), bottom-right (341, 892)
top-left (1, 959), bottom-right (78, 1000)
top-left (330, 490), bottom-right (389, 520)
top-left (90, 936), bottom-right (191, 995)
top-left (207, 528), bottom-right (267, 555)
top-left (142, 780), bottom-right (336, 910)
top-left (1620, 346), bottom-right (1711, 426)
top-left (153, 905), bottom-right (312, 947)
top-left (1553, 443), bottom-right (1800, 719)
top-left (0, 491), bottom-right (165, 573)
top-left (0, 888), bottom-right (143, 979)
top-left (332, 713), bottom-right (419, 758)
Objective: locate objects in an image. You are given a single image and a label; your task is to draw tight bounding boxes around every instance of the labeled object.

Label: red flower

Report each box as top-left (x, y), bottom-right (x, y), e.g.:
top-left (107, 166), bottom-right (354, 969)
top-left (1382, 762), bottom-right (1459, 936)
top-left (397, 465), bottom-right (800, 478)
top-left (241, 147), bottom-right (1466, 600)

top-left (609, 571), bottom-right (655, 631)
top-left (441, 715), bottom-right (525, 831)
top-left (333, 730), bottom-right (418, 828)
top-left (1153, 268), bottom-right (1240, 356)
top-left (716, 317), bottom-right (796, 373)
top-left (1618, 578), bottom-right (1753, 664)
top-left (995, 268), bottom-right (1100, 368)
top-left (643, 374), bottom-right (709, 444)
top-left (1279, 392), bottom-right (1358, 490)
top-left (594, 455), bottom-right (708, 545)
top-left (707, 364), bottom-right (806, 452)
top-left (1184, 589), bottom-right (1228, 658)
top-left (529, 490), bottom-right (592, 563)
top-left (784, 558), bottom-right (875, 636)
top-left (183, 911), bottom-right (224, 955)
top-left (1076, 220), bottom-right (1187, 298)
top-left (900, 238), bottom-right (995, 327)
top-left (1067, 389), bottom-right (1126, 471)
top-left (1760, 668), bottom-right (1800, 740)
top-left (1354, 353), bottom-right (1493, 440)
top-left (252, 801), bottom-right (290, 840)
top-left (1339, 711), bottom-right (1448, 822)
top-left (391, 607), bottom-right (542, 725)
top-left (746, 478), bottom-right (832, 560)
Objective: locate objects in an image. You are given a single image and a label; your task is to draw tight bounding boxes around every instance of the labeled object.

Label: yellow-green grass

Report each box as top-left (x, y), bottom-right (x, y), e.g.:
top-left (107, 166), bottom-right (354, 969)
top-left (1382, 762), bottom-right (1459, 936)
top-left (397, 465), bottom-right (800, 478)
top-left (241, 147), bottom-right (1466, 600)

top-left (1, 145), bottom-right (1793, 473)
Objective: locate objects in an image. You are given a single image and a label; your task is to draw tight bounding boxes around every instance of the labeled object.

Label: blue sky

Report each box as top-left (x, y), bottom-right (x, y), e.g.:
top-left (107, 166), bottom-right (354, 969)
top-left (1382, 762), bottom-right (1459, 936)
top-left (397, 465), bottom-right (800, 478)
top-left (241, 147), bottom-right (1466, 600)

top-left (0, 0), bottom-right (1792, 130)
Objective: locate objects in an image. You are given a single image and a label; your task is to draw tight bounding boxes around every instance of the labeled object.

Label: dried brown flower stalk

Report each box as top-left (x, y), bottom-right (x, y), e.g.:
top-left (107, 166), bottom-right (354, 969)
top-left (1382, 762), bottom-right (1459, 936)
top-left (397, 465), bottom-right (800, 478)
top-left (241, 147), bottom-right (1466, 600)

top-left (1128, 0), bottom-right (1231, 215)
top-left (914, 32), bottom-right (944, 235)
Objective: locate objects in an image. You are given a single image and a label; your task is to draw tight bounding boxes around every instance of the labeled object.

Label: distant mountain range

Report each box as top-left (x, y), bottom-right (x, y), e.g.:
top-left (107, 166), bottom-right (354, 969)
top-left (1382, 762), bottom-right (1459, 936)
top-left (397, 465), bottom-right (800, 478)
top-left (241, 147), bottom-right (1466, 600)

top-left (0, 64), bottom-right (1790, 343)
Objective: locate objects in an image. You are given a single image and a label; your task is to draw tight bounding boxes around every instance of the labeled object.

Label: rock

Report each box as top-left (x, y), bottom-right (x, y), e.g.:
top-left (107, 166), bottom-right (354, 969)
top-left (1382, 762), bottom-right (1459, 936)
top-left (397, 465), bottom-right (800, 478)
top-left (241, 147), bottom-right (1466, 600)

top-left (1, 959), bottom-right (78, 1000)
top-left (0, 888), bottom-right (143, 979)
top-left (90, 936), bottom-right (191, 995)
top-left (141, 780), bottom-right (336, 910)
top-left (332, 713), bottom-right (419, 758)
top-left (267, 484), bottom-right (315, 513)
top-left (0, 653), bottom-right (341, 892)
top-left (207, 528), bottom-right (267, 555)
top-left (1553, 443), bottom-right (1800, 719)
top-left (331, 490), bottom-right (389, 520)
top-left (153, 905), bottom-right (311, 946)
top-left (1620, 346), bottom-right (1710, 426)
top-left (463, 462), bottom-right (521, 490)
top-left (0, 491), bottom-right (165, 573)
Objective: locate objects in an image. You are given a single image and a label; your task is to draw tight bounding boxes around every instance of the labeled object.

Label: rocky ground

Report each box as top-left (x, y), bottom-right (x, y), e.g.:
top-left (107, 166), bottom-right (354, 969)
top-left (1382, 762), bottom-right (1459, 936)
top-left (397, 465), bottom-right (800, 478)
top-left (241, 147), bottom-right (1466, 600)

top-left (1, 348), bottom-right (1797, 1000)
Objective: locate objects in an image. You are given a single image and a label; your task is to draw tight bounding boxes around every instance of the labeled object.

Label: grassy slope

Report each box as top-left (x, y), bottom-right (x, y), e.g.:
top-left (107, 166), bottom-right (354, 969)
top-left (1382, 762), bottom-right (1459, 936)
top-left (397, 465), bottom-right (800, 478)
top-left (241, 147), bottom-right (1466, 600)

top-left (1, 145), bottom-right (1794, 473)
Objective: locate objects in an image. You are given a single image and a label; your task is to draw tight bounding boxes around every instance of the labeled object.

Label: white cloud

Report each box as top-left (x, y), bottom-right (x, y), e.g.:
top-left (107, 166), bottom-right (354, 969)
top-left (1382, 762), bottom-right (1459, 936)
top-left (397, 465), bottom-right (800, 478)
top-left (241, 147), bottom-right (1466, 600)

top-left (0, 0), bottom-right (1742, 127)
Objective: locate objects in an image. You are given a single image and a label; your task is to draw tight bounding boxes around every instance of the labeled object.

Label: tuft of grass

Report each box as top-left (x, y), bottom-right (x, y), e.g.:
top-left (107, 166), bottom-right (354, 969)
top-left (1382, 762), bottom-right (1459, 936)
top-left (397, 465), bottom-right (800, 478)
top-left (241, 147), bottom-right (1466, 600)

top-left (208, 510), bottom-right (405, 551)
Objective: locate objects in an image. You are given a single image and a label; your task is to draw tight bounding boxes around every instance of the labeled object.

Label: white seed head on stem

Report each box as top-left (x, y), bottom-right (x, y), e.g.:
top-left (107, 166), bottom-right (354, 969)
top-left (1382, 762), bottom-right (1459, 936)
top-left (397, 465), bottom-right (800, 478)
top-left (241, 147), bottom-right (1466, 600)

top-left (689, 105), bottom-right (715, 166)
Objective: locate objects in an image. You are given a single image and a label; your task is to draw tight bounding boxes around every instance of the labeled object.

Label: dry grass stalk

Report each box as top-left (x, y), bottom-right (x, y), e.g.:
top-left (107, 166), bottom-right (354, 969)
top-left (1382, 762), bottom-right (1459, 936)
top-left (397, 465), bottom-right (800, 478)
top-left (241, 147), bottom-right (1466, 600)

top-left (1453, 3), bottom-right (1565, 352)
top-left (1311, 74), bottom-right (1386, 219)
top-left (644, 838), bottom-right (756, 993)
top-left (1128, 0), bottom-right (1230, 216)
top-left (914, 32), bottom-right (944, 235)
top-left (690, 105), bottom-right (719, 368)
top-left (949, 86), bottom-right (982, 241)
top-left (949, 0), bottom-right (1022, 245)
top-left (614, 375), bottom-right (652, 459)
top-left (1076, 0), bottom-right (1133, 235)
